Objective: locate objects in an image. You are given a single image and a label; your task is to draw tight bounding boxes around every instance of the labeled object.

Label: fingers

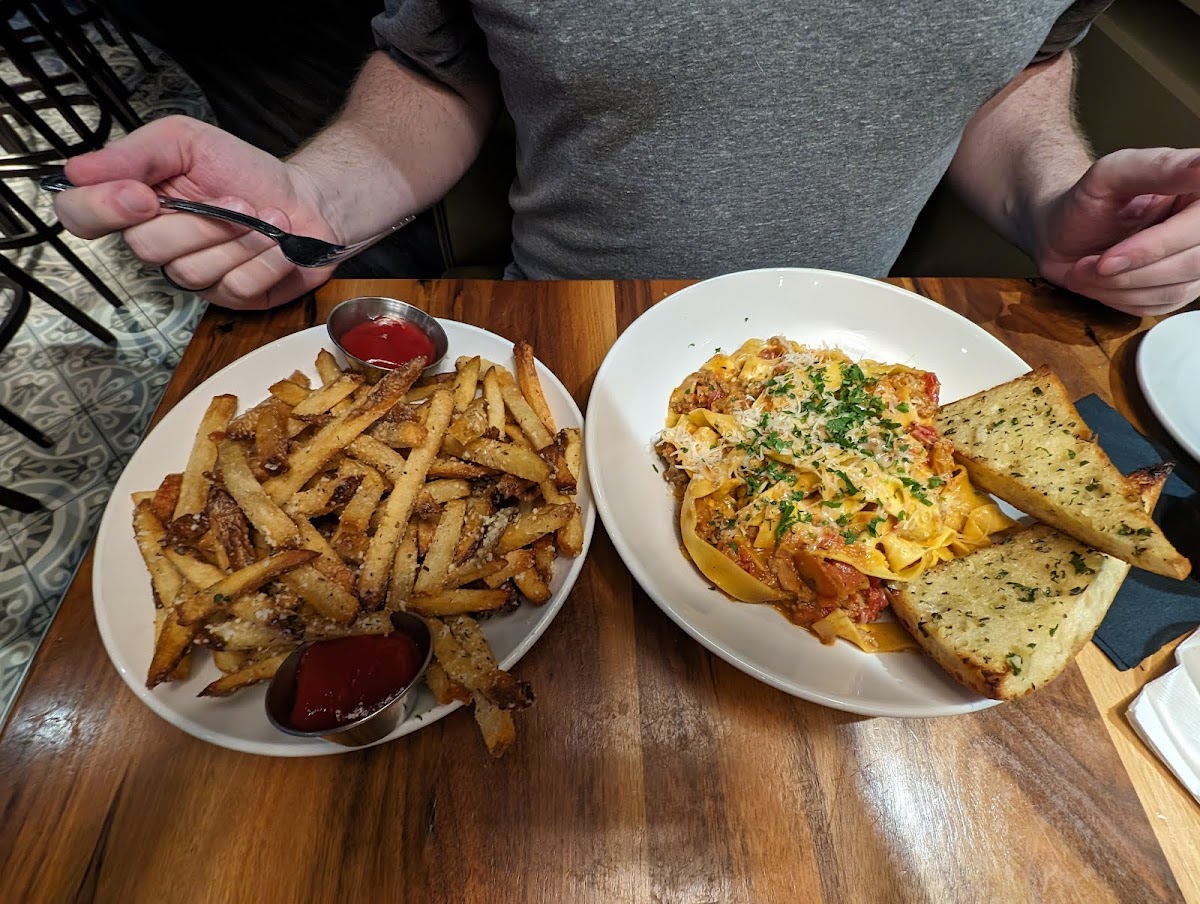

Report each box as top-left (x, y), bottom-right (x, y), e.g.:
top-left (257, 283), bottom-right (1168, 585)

top-left (1094, 197), bottom-right (1200, 277)
top-left (1060, 266), bottom-right (1199, 316)
top-left (1070, 245), bottom-right (1200, 293)
top-left (1079, 147), bottom-right (1200, 203)
top-left (123, 196), bottom-right (266, 265)
top-left (199, 247), bottom-right (334, 311)
top-left (159, 208), bottom-right (286, 290)
top-left (63, 115), bottom-right (206, 187)
top-left (52, 179), bottom-right (159, 238)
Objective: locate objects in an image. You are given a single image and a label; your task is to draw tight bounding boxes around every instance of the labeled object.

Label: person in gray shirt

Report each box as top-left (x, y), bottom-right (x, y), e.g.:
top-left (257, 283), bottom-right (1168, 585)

top-left (55, 1), bottom-right (1200, 316)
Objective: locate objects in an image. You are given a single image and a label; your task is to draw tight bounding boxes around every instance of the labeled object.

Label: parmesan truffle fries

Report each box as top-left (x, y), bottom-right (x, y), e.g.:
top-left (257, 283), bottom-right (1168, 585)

top-left (133, 340), bottom-right (583, 756)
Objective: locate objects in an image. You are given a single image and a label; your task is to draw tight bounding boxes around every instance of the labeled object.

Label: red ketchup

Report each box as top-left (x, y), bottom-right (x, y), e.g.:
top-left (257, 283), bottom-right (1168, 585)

top-left (288, 633), bottom-right (422, 732)
top-left (339, 316), bottom-right (434, 369)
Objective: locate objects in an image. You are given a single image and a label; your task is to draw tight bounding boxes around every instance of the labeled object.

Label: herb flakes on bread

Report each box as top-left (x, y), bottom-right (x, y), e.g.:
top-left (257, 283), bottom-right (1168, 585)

top-left (935, 367), bottom-right (1190, 580)
top-left (890, 465), bottom-right (1171, 700)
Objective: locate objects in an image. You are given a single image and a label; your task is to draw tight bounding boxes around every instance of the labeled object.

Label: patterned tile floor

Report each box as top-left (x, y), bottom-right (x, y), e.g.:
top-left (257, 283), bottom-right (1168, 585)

top-left (0, 33), bottom-right (213, 723)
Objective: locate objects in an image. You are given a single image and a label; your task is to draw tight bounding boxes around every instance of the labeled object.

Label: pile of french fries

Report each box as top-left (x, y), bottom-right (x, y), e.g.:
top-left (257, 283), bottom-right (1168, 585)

top-left (132, 340), bottom-right (583, 756)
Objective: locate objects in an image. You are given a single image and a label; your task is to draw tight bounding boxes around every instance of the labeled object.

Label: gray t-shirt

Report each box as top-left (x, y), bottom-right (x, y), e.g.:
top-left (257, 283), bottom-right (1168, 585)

top-left (374, 1), bottom-right (1112, 279)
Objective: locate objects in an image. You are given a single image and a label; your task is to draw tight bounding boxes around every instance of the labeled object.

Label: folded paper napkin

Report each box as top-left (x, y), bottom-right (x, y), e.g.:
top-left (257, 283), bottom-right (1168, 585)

top-left (1127, 628), bottom-right (1200, 805)
top-left (1076, 395), bottom-right (1200, 670)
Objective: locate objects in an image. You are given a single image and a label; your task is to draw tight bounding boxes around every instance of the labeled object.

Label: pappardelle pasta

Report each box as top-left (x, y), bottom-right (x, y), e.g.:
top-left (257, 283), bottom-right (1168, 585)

top-left (656, 337), bottom-right (1013, 651)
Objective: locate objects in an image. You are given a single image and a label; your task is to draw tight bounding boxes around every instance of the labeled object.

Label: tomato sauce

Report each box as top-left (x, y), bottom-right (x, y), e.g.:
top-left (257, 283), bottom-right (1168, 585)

top-left (288, 633), bottom-right (422, 732)
top-left (340, 316), bottom-right (434, 369)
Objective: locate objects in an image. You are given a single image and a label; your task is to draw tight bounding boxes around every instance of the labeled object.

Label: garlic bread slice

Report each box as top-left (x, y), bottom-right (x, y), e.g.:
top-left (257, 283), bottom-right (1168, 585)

top-left (891, 465), bottom-right (1170, 699)
top-left (935, 367), bottom-right (1189, 580)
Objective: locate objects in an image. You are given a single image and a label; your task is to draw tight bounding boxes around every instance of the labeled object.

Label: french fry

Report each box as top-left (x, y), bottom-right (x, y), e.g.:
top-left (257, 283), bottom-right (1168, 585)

top-left (347, 434), bottom-right (408, 485)
top-left (414, 499), bottom-right (467, 595)
top-left (497, 369), bottom-right (554, 450)
top-left (268, 378), bottom-right (309, 406)
top-left (369, 420), bottom-right (427, 449)
top-left (482, 366), bottom-right (506, 435)
top-left (151, 472), bottom-right (183, 524)
top-left (293, 516), bottom-right (357, 590)
top-left (415, 516), bottom-right (436, 558)
top-left (496, 504), bottom-right (576, 555)
top-left (408, 588), bottom-right (510, 616)
top-left (212, 650), bottom-right (248, 674)
top-left (132, 501), bottom-right (184, 608)
top-left (199, 652), bottom-right (290, 697)
top-left (177, 548), bottom-right (318, 626)
top-left (207, 486), bottom-right (256, 570)
top-left (557, 427), bottom-right (585, 557)
top-left (163, 548), bottom-right (225, 589)
top-left (218, 440), bottom-right (300, 549)
top-left (477, 550), bottom-right (538, 589)
top-left (315, 348), bottom-right (343, 385)
top-left (425, 662), bottom-right (472, 705)
top-left (206, 617), bottom-right (296, 652)
top-left (453, 355), bottom-right (481, 413)
top-left (264, 361), bottom-right (424, 502)
top-left (358, 389), bottom-right (454, 609)
top-left (332, 465), bottom-right (386, 562)
top-left (454, 494), bottom-right (493, 564)
top-left (428, 457), bottom-right (495, 479)
top-left (442, 615), bottom-right (534, 710)
top-left (473, 695), bottom-right (516, 758)
top-left (531, 535), bottom-right (556, 584)
top-left (147, 588), bottom-right (201, 688)
top-left (290, 374), bottom-right (361, 421)
top-left (276, 564), bottom-right (360, 623)
top-left (173, 394), bottom-right (238, 524)
top-left (460, 437), bottom-right (551, 483)
top-left (254, 396), bottom-right (291, 475)
top-left (386, 524), bottom-right (420, 610)
top-left (513, 340), bottom-right (556, 434)
top-left (417, 479), bottom-right (471, 510)
top-left (512, 567), bottom-right (552, 605)
top-left (281, 474), bottom-right (359, 518)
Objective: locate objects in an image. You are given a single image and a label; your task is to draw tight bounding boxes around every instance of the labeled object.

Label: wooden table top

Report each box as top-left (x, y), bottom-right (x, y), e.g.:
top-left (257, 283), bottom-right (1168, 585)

top-left (2, 277), bottom-right (1197, 904)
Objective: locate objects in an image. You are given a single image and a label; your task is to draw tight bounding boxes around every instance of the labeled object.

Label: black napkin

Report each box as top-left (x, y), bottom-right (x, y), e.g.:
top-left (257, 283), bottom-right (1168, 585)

top-left (1071, 395), bottom-right (1200, 670)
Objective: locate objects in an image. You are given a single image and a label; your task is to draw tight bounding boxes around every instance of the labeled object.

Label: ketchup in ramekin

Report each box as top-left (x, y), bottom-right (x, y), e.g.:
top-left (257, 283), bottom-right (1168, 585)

top-left (287, 633), bottom-right (423, 732)
top-left (338, 316), bottom-right (436, 370)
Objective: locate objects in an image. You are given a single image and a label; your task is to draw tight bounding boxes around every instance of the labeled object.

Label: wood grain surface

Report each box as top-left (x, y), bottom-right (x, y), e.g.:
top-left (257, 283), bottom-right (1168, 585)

top-left (1, 278), bottom-right (1195, 904)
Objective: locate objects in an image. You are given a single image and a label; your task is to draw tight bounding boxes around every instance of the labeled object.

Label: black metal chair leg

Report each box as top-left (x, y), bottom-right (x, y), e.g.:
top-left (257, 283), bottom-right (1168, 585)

top-left (0, 403), bottom-right (53, 448)
top-left (0, 485), bottom-right (44, 513)
top-left (89, 0), bottom-right (160, 75)
top-left (0, 180), bottom-right (126, 311)
top-left (0, 253), bottom-right (116, 344)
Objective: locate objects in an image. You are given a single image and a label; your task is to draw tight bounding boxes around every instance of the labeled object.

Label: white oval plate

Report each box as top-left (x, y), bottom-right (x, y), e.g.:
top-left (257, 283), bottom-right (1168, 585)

top-left (585, 268), bottom-right (1029, 718)
top-left (94, 323), bottom-right (595, 756)
top-left (1138, 310), bottom-right (1200, 464)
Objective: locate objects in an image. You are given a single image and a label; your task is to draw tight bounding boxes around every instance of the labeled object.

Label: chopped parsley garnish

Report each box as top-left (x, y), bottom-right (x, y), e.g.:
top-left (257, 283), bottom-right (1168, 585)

top-left (900, 476), bottom-right (933, 506)
top-left (1069, 550), bottom-right (1095, 575)
top-left (830, 468), bottom-right (858, 495)
top-left (1007, 582), bottom-right (1039, 603)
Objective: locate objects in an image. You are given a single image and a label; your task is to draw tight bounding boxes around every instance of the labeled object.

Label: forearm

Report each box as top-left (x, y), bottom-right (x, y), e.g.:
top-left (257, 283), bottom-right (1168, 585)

top-left (948, 52), bottom-right (1094, 257)
top-left (289, 51), bottom-right (499, 241)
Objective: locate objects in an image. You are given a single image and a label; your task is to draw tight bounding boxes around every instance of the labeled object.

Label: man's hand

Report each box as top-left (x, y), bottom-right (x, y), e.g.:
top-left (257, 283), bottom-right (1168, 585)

top-left (54, 52), bottom-right (499, 311)
top-left (55, 115), bottom-right (341, 310)
top-left (1034, 148), bottom-right (1200, 316)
